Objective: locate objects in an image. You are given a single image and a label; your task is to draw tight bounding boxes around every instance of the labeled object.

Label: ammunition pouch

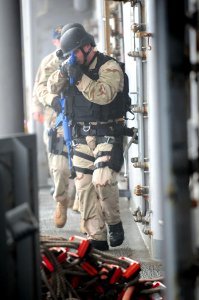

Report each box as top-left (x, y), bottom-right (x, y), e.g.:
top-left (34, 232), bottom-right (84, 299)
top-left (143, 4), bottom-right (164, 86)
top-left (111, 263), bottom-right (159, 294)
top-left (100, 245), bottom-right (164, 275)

top-left (95, 142), bottom-right (124, 173)
top-left (107, 142), bottom-right (124, 172)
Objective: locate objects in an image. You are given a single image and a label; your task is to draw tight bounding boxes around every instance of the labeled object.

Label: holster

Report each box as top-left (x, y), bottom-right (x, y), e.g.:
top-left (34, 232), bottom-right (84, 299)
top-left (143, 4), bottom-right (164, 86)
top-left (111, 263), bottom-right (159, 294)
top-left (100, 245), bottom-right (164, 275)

top-left (48, 129), bottom-right (65, 155)
top-left (108, 142), bottom-right (124, 172)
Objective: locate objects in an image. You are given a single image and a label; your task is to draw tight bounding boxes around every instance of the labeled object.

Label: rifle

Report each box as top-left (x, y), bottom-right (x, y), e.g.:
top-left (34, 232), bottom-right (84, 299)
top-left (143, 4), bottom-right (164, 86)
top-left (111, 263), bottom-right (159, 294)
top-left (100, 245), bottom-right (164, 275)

top-left (54, 95), bottom-right (73, 170)
top-left (53, 51), bottom-right (77, 178)
top-left (67, 51), bottom-right (76, 85)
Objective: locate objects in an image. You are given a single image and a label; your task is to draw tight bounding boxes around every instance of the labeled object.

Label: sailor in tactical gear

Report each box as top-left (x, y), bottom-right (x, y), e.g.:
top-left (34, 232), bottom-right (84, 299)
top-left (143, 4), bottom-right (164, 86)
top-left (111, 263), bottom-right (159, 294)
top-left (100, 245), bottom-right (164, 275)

top-left (33, 24), bottom-right (88, 230)
top-left (47, 26), bottom-right (125, 251)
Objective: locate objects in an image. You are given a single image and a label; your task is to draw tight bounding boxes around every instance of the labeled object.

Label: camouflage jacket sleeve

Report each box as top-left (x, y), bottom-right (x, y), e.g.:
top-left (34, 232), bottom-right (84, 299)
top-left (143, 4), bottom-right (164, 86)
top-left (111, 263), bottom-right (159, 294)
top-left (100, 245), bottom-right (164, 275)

top-left (32, 83), bottom-right (44, 114)
top-left (77, 58), bottom-right (124, 105)
top-left (47, 57), bottom-right (124, 104)
top-left (32, 58), bottom-right (48, 113)
top-left (47, 69), bottom-right (69, 95)
top-left (34, 51), bottom-right (61, 107)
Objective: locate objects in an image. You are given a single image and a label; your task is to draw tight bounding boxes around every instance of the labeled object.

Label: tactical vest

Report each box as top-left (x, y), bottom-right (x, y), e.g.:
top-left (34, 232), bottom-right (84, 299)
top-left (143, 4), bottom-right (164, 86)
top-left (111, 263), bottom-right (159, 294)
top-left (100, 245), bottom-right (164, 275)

top-left (66, 52), bottom-right (127, 123)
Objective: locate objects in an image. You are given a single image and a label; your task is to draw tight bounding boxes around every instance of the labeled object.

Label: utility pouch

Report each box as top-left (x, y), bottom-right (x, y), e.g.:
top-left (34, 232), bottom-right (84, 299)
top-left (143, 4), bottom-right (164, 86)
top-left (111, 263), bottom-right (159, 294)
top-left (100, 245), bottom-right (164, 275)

top-left (108, 142), bottom-right (124, 172)
top-left (48, 129), bottom-right (57, 153)
top-left (53, 136), bottom-right (65, 155)
top-left (69, 166), bottom-right (76, 179)
top-left (48, 130), bottom-right (65, 155)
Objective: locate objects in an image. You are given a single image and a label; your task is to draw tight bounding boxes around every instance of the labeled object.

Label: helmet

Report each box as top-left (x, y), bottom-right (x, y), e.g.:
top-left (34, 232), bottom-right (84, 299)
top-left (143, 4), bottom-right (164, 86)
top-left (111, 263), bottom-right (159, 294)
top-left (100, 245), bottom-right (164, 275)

top-left (52, 24), bottom-right (63, 40)
top-left (61, 23), bottom-right (85, 36)
top-left (60, 27), bottom-right (95, 55)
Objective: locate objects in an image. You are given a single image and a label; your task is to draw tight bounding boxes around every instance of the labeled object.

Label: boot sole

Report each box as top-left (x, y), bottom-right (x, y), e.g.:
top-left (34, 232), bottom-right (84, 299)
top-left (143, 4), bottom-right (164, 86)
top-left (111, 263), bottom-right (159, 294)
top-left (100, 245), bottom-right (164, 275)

top-left (110, 238), bottom-right (124, 247)
top-left (90, 240), bottom-right (109, 251)
top-left (55, 223), bottom-right (66, 228)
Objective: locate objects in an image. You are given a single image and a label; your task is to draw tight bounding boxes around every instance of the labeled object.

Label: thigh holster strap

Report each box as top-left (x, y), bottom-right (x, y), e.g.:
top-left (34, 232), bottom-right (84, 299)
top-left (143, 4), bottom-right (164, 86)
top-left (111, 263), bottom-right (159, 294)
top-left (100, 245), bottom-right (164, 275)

top-left (74, 166), bottom-right (94, 175)
top-left (73, 150), bottom-right (95, 162)
top-left (94, 161), bottom-right (110, 169)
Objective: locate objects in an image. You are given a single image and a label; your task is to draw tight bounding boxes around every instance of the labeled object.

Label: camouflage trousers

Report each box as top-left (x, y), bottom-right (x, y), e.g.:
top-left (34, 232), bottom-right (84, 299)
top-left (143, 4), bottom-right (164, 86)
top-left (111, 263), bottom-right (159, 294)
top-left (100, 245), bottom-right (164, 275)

top-left (48, 152), bottom-right (75, 208)
top-left (44, 127), bottom-right (76, 207)
top-left (72, 137), bottom-right (121, 241)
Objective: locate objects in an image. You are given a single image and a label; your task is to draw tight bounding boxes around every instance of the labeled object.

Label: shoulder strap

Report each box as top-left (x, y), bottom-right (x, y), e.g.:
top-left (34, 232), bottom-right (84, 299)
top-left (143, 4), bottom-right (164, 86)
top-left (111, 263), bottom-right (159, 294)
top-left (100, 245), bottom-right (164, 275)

top-left (85, 52), bottom-right (113, 80)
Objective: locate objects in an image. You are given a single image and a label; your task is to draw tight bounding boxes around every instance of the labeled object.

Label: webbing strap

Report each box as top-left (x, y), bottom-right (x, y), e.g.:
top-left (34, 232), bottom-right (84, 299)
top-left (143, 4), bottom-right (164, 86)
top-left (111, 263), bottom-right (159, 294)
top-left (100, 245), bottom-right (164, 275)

top-left (73, 137), bottom-right (87, 145)
top-left (61, 151), bottom-right (68, 158)
top-left (95, 151), bottom-right (112, 159)
top-left (94, 161), bottom-right (110, 169)
top-left (73, 150), bottom-right (95, 162)
top-left (74, 166), bottom-right (93, 175)
top-left (50, 150), bottom-right (68, 158)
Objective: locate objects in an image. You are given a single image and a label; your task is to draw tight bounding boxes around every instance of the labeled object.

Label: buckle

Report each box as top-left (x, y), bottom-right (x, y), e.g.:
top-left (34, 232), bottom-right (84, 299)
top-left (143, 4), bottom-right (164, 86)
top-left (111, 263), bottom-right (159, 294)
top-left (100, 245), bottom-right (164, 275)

top-left (104, 136), bottom-right (115, 144)
top-left (82, 123), bottom-right (91, 132)
top-left (72, 137), bottom-right (87, 146)
top-left (72, 139), bottom-right (78, 147)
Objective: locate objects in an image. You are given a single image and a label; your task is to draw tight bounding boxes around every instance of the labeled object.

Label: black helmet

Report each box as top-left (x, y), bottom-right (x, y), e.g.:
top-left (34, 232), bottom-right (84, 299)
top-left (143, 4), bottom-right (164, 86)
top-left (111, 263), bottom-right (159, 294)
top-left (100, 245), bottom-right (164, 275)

top-left (61, 23), bottom-right (85, 37)
top-left (61, 27), bottom-right (95, 55)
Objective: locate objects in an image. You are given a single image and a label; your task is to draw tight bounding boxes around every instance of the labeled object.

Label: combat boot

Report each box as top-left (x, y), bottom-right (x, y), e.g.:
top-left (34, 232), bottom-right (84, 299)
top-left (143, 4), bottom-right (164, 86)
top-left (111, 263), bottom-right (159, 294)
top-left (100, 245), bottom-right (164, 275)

top-left (54, 202), bottom-right (67, 228)
top-left (72, 196), bottom-right (80, 212)
top-left (90, 240), bottom-right (109, 251)
top-left (108, 221), bottom-right (124, 247)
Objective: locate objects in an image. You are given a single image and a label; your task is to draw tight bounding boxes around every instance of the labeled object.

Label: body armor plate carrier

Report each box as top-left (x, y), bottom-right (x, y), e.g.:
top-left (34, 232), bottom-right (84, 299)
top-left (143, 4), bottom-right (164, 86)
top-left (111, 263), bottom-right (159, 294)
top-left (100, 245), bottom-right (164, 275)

top-left (65, 52), bottom-right (131, 123)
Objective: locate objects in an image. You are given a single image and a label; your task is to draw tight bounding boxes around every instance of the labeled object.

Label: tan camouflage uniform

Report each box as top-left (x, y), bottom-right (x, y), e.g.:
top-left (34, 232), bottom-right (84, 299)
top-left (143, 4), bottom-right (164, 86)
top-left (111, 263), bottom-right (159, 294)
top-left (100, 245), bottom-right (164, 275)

top-left (33, 51), bottom-right (76, 227)
top-left (47, 57), bottom-right (124, 241)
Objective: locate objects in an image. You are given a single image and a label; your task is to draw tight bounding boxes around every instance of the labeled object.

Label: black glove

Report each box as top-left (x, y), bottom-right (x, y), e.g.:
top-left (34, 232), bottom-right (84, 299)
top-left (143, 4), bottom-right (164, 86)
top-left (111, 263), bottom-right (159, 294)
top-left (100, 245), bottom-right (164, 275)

top-left (51, 97), bottom-right (61, 114)
top-left (60, 62), bottom-right (69, 77)
top-left (68, 63), bottom-right (83, 84)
